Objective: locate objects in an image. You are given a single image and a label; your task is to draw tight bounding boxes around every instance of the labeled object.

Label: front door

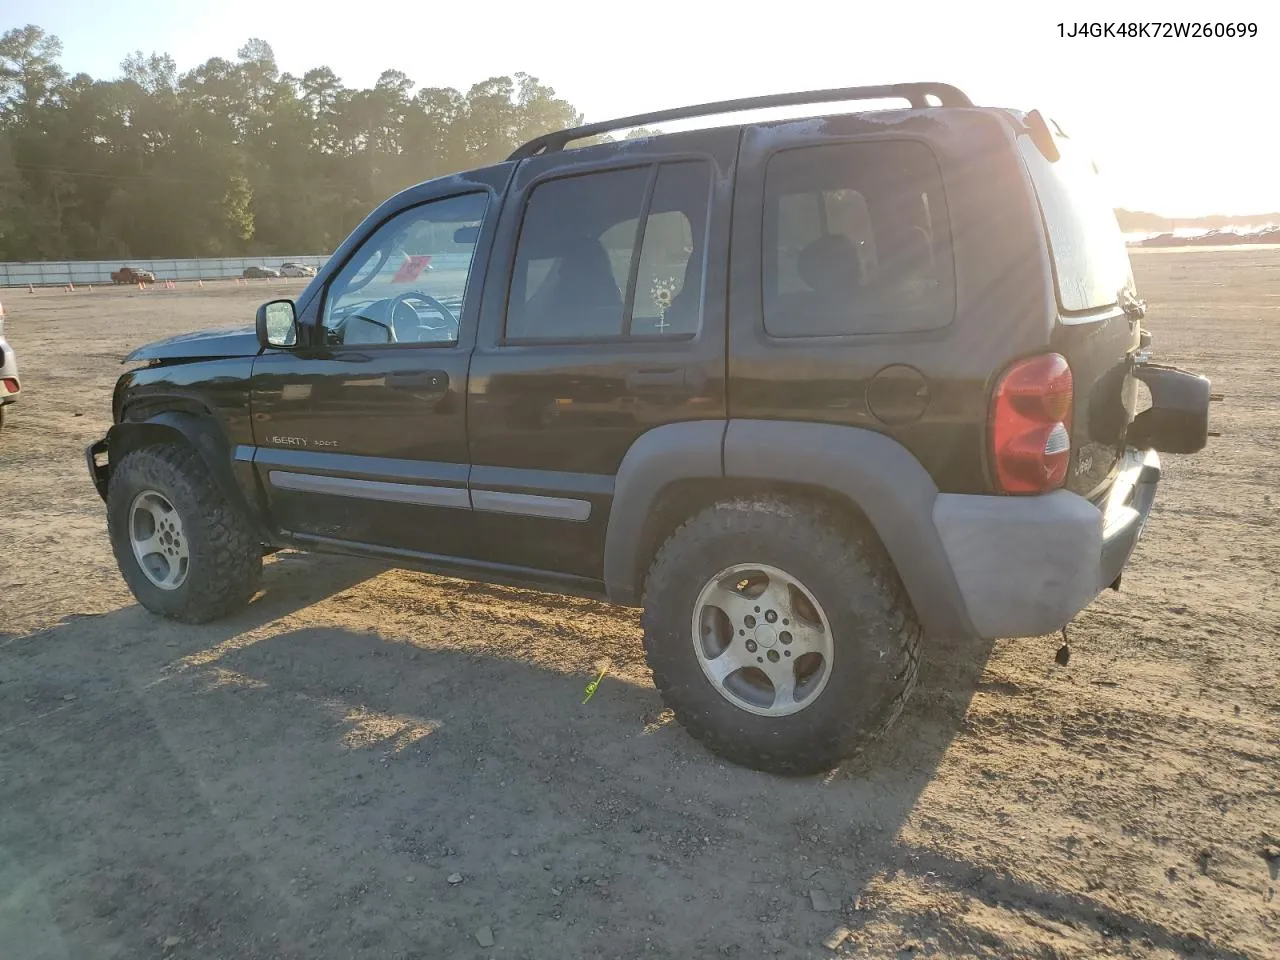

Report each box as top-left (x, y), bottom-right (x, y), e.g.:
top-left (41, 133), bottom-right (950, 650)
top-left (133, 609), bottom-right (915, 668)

top-left (250, 179), bottom-right (501, 555)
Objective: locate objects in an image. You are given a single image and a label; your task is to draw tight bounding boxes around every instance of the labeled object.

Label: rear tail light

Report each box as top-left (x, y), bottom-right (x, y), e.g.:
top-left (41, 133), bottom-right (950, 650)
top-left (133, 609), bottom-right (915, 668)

top-left (990, 353), bottom-right (1073, 493)
top-left (1, 378), bottom-right (17, 394)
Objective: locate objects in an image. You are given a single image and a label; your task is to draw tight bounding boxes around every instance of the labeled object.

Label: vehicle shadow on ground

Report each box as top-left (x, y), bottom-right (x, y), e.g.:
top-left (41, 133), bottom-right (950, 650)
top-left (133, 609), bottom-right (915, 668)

top-left (0, 555), bottom-right (1249, 960)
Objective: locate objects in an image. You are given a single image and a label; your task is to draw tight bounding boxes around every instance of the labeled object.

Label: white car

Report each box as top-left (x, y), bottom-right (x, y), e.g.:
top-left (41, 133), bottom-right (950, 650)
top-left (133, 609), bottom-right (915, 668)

top-left (0, 311), bottom-right (20, 435)
top-left (279, 262), bottom-right (317, 278)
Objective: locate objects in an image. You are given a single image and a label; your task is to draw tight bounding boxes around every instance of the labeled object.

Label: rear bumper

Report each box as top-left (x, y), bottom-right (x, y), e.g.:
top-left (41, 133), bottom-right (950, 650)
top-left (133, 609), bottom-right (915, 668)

top-left (0, 338), bottom-right (19, 404)
top-left (933, 448), bottom-right (1161, 639)
top-left (1096, 448), bottom-right (1161, 589)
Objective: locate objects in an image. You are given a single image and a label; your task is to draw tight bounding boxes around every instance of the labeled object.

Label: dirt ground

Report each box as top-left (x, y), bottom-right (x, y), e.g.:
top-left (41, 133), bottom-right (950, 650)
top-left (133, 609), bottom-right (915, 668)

top-left (1, 255), bottom-right (1277, 960)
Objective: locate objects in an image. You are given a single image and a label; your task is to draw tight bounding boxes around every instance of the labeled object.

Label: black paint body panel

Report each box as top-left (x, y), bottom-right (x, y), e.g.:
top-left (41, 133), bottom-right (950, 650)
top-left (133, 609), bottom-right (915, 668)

top-left (90, 99), bottom-right (1207, 632)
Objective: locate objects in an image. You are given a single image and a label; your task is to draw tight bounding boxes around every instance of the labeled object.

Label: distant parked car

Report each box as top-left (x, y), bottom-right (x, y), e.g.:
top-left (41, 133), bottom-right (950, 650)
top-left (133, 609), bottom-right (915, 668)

top-left (111, 266), bottom-right (156, 285)
top-left (279, 262), bottom-right (317, 278)
top-left (0, 309), bottom-right (20, 436)
top-left (242, 266), bottom-right (281, 279)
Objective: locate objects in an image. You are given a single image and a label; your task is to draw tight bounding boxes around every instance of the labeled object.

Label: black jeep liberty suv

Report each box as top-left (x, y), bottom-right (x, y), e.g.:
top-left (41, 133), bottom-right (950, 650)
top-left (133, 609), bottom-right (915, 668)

top-left (87, 83), bottom-right (1212, 774)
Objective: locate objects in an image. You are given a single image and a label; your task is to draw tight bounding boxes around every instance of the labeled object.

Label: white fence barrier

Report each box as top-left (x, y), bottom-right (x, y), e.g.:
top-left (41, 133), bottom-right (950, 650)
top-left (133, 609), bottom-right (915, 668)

top-left (0, 256), bottom-right (332, 288)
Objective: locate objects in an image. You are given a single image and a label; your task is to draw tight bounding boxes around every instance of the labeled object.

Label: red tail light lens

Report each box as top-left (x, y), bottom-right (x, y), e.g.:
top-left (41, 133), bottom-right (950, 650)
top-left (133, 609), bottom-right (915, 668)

top-left (990, 353), bottom-right (1073, 493)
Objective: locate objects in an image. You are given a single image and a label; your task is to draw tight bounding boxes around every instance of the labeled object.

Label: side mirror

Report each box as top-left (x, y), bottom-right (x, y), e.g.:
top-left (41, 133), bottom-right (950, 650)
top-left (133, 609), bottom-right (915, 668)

top-left (453, 224), bottom-right (480, 244)
top-left (256, 299), bottom-right (299, 349)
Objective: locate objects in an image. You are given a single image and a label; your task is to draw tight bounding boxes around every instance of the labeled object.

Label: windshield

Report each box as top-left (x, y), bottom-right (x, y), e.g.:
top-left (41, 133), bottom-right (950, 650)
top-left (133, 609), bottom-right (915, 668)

top-left (1019, 128), bottom-right (1134, 314)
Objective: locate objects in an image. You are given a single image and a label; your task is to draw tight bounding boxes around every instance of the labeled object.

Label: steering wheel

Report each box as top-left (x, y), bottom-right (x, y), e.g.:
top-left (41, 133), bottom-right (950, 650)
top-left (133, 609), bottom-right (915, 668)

top-left (388, 292), bottom-right (459, 343)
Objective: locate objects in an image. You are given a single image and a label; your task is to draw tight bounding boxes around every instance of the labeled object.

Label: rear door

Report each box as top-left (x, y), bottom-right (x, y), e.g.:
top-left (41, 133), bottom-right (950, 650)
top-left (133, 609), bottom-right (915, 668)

top-left (1018, 126), bottom-right (1142, 496)
top-left (465, 129), bottom-right (737, 577)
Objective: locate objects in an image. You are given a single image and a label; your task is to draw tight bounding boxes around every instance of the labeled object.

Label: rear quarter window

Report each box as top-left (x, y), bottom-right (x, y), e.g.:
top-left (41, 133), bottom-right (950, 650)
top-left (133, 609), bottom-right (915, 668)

top-left (1018, 133), bottom-right (1134, 314)
top-left (762, 140), bottom-right (956, 338)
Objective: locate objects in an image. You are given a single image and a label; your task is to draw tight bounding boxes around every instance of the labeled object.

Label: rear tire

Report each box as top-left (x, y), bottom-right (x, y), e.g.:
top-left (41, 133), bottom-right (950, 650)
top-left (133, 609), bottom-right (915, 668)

top-left (107, 442), bottom-right (262, 623)
top-left (641, 497), bottom-right (921, 775)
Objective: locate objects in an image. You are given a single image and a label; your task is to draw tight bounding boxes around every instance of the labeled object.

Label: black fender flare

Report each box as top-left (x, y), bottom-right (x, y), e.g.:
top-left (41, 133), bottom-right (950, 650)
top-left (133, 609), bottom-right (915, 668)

top-left (722, 420), bottom-right (973, 639)
top-left (602, 418), bottom-right (975, 640)
top-left (602, 420), bottom-right (727, 606)
top-left (105, 412), bottom-right (272, 542)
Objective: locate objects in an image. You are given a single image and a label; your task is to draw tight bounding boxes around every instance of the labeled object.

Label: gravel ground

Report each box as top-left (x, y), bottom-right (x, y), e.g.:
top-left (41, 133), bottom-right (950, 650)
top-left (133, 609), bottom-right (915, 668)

top-left (1, 252), bottom-right (1277, 958)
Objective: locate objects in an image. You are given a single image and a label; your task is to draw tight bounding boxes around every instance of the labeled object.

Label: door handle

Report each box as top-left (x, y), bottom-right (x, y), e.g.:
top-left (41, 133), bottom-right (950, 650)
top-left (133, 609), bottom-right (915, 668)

top-left (387, 371), bottom-right (448, 391)
top-left (626, 367), bottom-right (685, 390)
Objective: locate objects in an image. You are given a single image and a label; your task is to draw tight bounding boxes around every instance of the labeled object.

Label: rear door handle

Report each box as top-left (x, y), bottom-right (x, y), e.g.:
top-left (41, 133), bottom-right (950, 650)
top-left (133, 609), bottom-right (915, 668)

top-left (626, 367), bottom-right (685, 389)
top-left (387, 370), bottom-right (448, 391)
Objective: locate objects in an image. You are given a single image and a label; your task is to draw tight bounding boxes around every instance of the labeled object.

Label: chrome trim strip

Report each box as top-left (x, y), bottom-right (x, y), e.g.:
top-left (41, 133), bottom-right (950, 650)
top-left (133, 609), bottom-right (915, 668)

top-left (468, 464), bottom-right (614, 497)
top-left (255, 447), bottom-right (468, 485)
top-left (471, 489), bottom-right (591, 521)
top-left (268, 471), bottom-right (471, 509)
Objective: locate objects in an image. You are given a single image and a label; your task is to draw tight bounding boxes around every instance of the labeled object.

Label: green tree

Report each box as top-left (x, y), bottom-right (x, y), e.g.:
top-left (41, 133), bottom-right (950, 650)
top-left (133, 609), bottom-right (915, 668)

top-left (0, 25), bottom-right (593, 260)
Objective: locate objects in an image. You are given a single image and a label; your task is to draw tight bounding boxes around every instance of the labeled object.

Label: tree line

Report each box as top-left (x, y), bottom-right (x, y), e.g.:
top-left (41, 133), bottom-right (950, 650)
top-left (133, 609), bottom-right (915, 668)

top-left (12, 25), bottom-right (1212, 262)
top-left (0, 25), bottom-right (590, 261)
top-left (1115, 208), bottom-right (1279, 234)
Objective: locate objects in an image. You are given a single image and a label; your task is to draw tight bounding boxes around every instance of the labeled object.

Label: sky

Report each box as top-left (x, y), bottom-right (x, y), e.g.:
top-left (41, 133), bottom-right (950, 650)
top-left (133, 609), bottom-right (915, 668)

top-left (3, 0), bottom-right (1277, 218)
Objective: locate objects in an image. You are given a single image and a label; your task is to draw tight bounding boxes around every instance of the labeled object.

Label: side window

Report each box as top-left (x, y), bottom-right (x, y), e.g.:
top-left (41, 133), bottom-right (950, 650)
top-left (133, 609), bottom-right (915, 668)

top-left (763, 141), bottom-right (955, 337)
top-left (630, 162), bottom-right (709, 336)
top-left (507, 168), bottom-right (648, 341)
top-left (505, 161), bottom-right (711, 341)
top-left (321, 192), bottom-right (488, 347)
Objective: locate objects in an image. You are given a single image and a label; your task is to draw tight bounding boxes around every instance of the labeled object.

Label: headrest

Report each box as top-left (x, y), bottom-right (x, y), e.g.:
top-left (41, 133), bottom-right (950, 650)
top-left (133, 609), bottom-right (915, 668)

top-left (797, 233), bottom-right (858, 293)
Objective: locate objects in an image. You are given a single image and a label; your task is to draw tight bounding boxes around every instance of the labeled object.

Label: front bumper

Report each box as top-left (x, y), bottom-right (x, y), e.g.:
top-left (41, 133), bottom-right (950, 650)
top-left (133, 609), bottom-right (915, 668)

top-left (0, 338), bottom-right (20, 404)
top-left (933, 447), bottom-right (1161, 639)
top-left (87, 439), bottom-right (110, 500)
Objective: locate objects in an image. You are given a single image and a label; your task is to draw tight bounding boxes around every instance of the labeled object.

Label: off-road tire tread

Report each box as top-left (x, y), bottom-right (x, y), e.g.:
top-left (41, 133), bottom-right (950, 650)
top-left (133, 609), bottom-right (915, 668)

top-left (641, 497), bottom-right (921, 775)
top-left (107, 442), bottom-right (261, 623)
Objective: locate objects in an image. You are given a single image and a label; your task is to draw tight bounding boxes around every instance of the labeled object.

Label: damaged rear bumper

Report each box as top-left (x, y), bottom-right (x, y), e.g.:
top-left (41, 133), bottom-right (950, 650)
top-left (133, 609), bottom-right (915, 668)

top-left (933, 447), bottom-right (1161, 639)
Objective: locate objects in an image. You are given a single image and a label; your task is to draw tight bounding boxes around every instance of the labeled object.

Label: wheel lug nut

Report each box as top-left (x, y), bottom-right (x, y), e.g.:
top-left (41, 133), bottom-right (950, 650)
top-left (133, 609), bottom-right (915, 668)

top-left (767, 650), bottom-right (780, 663)
top-left (744, 615), bottom-right (756, 628)
top-left (780, 631), bottom-right (792, 645)
top-left (745, 640), bottom-right (758, 653)
top-left (764, 610), bottom-right (777, 623)
top-left (784, 650), bottom-right (791, 657)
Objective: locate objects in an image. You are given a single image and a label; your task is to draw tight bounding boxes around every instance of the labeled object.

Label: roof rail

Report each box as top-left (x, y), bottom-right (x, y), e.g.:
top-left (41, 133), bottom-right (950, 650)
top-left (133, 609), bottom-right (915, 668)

top-left (507, 82), bottom-right (972, 161)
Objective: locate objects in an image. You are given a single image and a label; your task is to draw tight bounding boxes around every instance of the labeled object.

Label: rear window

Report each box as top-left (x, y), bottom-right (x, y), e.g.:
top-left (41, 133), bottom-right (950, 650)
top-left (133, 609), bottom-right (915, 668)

top-left (1018, 131), bottom-right (1134, 313)
top-left (763, 140), bottom-right (955, 338)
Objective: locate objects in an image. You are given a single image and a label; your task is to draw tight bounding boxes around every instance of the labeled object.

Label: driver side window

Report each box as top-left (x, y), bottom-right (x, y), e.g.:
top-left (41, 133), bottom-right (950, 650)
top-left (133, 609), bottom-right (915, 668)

top-left (322, 192), bottom-right (488, 347)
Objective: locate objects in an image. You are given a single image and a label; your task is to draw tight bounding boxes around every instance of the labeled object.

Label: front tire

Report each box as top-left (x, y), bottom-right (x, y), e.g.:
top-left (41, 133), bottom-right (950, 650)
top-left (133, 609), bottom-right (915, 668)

top-left (641, 497), bottom-right (921, 775)
top-left (107, 442), bottom-right (262, 623)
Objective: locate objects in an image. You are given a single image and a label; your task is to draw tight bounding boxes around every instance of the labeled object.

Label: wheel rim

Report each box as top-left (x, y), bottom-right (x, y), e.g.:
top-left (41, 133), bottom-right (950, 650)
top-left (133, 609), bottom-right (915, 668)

top-left (691, 563), bottom-right (834, 717)
top-left (128, 490), bottom-right (190, 590)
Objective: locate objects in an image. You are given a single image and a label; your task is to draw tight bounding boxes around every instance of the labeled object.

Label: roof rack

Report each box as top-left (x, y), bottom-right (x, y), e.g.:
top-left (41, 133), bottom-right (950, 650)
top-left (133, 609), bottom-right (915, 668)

top-left (507, 82), bottom-right (972, 161)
